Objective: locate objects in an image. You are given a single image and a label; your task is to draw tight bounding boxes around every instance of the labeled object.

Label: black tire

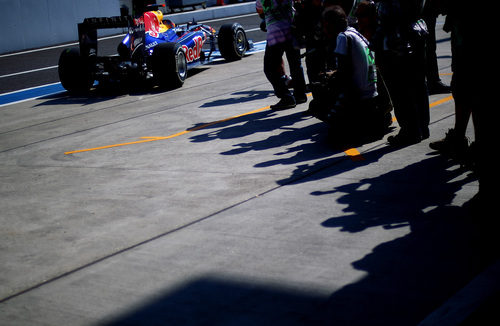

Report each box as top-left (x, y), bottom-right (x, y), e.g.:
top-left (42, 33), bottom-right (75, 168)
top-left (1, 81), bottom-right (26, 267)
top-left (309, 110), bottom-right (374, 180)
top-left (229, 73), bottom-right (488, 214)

top-left (58, 47), bottom-right (94, 94)
top-left (152, 42), bottom-right (187, 89)
top-left (218, 23), bottom-right (248, 61)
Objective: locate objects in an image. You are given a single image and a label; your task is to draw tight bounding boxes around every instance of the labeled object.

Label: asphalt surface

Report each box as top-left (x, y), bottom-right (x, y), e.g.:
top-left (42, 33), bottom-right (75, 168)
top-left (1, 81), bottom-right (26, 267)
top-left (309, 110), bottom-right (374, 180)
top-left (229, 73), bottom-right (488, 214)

top-left (1, 5), bottom-right (499, 326)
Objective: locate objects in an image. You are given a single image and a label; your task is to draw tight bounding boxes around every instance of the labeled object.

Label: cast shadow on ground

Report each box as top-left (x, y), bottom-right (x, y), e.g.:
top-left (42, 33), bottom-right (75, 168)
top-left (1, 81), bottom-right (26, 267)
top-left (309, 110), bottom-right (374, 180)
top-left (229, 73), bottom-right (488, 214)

top-left (188, 109), bottom-right (314, 144)
top-left (189, 108), bottom-right (354, 182)
top-left (189, 106), bottom-right (396, 187)
top-left (100, 156), bottom-right (497, 326)
top-left (103, 276), bottom-right (328, 326)
top-left (34, 68), bottom-right (210, 107)
top-left (200, 90), bottom-right (275, 108)
top-left (315, 154), bottom-right (499, 325)
top-left (219, 121), bottom-right (395, 187)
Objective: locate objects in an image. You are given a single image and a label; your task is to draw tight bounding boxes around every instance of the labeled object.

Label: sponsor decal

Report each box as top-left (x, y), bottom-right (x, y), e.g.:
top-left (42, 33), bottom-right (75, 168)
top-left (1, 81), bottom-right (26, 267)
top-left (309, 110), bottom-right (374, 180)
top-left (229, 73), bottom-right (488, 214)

top-left (146, 41), bottom-right (158, 49)
top-left (182, 35), bottom-right (205, 63)
top-left (148, 31), bottom-right (160, 38)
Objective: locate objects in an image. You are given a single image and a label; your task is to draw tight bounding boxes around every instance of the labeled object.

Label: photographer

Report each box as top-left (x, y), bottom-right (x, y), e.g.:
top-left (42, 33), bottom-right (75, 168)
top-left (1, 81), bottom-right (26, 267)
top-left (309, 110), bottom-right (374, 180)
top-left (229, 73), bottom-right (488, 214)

top-left (309, 6), bottom-right (390, 143)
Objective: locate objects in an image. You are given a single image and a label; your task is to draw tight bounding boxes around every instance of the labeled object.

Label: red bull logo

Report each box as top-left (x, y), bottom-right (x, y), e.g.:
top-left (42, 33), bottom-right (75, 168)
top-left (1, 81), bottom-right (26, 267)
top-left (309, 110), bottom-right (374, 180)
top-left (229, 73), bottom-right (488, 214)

top-left (182, 35), bottom-right (205, 63)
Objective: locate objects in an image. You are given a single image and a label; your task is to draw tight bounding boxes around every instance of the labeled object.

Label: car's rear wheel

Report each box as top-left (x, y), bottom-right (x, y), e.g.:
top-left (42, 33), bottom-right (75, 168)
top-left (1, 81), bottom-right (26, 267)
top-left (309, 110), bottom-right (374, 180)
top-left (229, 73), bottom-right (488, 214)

top-left (58, 47), bottom-right (94, 94)
top-left (152, 42), bottom-right (187, 89)
top-left (218, 23), bottom-right (248, 61)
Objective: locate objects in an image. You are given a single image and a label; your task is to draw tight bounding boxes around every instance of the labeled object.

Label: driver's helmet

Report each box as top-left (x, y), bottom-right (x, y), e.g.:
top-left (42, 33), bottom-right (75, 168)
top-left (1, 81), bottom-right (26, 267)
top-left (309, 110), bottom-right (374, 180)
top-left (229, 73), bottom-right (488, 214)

top-left (153, 10), bottom-right (173, 33)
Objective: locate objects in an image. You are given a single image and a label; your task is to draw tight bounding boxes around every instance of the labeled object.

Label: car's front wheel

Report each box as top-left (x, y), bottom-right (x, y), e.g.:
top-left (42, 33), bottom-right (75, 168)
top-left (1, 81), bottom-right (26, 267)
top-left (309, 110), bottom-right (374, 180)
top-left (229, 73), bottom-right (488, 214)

top-left (218, 23), bottom-right (248, 61)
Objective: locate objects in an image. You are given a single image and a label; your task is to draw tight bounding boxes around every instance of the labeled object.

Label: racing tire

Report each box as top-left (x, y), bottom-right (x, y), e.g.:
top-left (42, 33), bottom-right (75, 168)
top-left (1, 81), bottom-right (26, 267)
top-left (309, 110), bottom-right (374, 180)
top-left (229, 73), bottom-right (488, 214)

top-left (58, 47), bottom-right (94, 94)
top-left (218, 23), bottom-right (248, 61)
top-left (152, 42), bottom-right (187, 89)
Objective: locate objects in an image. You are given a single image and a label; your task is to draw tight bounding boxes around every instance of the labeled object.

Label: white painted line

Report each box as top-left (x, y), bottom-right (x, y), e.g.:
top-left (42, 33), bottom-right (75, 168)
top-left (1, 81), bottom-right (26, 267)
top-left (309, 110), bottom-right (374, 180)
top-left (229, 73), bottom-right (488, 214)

top-left (200, 12), bottom-right (258, 23)
top-left (0, 34), bottom-right (126, 58)
top-left (0, 66), bottom-right (58, 79)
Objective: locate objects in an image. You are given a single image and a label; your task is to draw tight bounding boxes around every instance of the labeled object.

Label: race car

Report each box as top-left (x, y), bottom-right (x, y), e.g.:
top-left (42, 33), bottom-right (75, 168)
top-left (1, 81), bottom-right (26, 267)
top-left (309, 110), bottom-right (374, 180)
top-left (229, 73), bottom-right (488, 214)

top-left (58, 5), bottom-right (251, 93)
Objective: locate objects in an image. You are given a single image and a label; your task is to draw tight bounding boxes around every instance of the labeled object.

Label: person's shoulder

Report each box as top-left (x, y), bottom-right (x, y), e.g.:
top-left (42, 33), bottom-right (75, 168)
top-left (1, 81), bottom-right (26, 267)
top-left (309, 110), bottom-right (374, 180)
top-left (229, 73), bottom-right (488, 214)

top-left (336, 29), bottom-right (352, 44)
top-left (343, 27), bottom-right (357, 37)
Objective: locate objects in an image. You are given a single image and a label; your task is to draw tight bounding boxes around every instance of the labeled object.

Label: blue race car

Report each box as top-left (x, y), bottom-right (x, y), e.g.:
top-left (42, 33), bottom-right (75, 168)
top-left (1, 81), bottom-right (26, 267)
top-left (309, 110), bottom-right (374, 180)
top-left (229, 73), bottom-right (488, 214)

top-left (58, 5), bottom-right (251, 93)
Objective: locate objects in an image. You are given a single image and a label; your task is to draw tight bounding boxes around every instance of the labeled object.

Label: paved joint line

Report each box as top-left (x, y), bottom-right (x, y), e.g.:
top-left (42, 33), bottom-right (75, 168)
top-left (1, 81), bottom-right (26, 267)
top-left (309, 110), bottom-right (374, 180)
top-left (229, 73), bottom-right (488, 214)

top-left (64, 95), bottom-right (453, 160)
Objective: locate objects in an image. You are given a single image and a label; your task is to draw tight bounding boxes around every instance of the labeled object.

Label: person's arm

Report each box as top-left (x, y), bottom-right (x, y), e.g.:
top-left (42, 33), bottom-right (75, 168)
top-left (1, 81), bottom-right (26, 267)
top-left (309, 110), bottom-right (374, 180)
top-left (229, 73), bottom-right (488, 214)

top-left (333, 32), bottom-right (350, 84)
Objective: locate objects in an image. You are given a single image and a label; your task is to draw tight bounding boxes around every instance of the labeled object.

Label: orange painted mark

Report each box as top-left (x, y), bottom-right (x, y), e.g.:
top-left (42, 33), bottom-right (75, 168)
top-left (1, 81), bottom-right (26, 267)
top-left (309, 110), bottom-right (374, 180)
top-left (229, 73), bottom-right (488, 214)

top-left (64, 106), bottom-right (270, 155)
top-left (343, 148), bottom-right (365, 161)
top-left (430, 95), bottom-right (453, 108)
top-left (65, 95), bottom-right (453, 158)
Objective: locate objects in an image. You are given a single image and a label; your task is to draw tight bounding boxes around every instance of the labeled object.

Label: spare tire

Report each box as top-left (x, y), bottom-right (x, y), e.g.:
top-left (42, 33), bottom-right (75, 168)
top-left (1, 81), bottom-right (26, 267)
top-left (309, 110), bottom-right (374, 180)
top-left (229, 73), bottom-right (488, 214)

top-left (218, 23), bottom-right (248, 61)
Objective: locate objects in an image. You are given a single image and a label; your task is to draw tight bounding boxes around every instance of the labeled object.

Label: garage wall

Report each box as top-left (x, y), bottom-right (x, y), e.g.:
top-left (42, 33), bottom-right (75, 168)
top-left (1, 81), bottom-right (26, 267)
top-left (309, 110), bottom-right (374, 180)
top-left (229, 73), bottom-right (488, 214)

top-left (0, 0), bottom-right (121, 54)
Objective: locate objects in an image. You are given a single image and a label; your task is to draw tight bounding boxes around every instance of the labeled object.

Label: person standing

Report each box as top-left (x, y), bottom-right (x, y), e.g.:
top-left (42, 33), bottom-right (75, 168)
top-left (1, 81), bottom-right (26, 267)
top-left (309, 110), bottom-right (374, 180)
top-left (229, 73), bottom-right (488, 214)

top-left (374, 0), bottom-right (430, 146)
top-left (261, 0), bottom-right (308, 110)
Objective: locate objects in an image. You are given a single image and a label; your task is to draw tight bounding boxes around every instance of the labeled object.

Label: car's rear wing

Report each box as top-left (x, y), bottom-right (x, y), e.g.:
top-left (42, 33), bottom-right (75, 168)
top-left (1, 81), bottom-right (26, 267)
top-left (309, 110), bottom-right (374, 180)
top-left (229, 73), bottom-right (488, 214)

top-left (78, 16), bottom-right (143, 58)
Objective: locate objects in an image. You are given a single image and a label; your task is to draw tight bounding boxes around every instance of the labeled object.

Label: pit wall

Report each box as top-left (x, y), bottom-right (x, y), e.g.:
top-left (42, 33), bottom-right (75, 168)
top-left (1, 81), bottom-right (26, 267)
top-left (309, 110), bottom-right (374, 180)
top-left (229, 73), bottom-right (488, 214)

top-left (0, 0), bottom-right (121, 54)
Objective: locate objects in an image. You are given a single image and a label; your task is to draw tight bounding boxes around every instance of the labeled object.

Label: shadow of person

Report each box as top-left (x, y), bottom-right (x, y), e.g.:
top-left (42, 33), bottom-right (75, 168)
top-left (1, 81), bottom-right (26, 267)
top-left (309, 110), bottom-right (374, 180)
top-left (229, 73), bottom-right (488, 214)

top-left (189, 110), bottom-right (313, 145)
top-left (319, 155), bottom-right (476, 232)
top-left (200, 90), bottom-right (275, 108)
top-left (316, 155), bottom-right (498, 325)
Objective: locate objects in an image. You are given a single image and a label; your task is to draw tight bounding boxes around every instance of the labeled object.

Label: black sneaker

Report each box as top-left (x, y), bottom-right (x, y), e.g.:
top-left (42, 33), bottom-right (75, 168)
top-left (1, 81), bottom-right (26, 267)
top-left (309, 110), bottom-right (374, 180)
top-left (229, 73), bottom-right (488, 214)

top-left (295, 94), bottom-right (308, 105)
top-left (387, 133), bottom-right (421, 147)
top-left (429, 128), bottom-right (468, 158)
top-left (270, 96), bottom-right (296, 110)
top-left (428, 81), bottom-right (451, 95)
top-left (463, 141), bottom-right (477, 172)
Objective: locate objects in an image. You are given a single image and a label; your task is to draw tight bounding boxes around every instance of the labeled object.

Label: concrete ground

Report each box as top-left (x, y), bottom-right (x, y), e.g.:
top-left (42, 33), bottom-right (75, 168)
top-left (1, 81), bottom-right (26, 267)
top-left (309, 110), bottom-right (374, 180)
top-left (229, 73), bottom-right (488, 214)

top-left (1, 6), bottom-right (499, 326)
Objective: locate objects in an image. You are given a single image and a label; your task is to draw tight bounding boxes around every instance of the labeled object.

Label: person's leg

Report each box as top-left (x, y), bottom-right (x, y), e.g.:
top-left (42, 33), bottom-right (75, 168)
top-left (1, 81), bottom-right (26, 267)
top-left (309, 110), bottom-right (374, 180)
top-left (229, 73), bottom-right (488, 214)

top-left (382, 54), bottom-right (420, 143)
top-left (414, 44), bottom-right (430, 139)
top-left (429, 71), bottom-right (470, 157)
top-left (264, 43), bottom-right (291, 99)
top-left (423, 14), bottom-right (451, 94)
top-left (284, 41), bottom-right (307, 103)
top-left (265, 43), bottom-right (296, 109)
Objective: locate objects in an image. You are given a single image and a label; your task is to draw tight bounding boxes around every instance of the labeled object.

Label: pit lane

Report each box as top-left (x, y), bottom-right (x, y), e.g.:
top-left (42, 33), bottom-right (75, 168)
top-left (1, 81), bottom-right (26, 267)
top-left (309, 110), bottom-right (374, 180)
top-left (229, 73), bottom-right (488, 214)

top-left (0, 13), bottom-right (488, 326)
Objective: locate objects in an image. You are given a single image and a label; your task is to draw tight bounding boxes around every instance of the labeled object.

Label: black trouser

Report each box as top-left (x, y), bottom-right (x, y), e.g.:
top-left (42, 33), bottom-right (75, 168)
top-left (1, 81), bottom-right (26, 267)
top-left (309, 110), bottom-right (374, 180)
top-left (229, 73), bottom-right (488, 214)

top-left (264, 40), bottom-right (306, 99)
top-left (378, 45), bottom-right (430, 139)
top-left (304, 41), bottom-right (325, 84)
top-left (423, 14), bottom-right (441, 84)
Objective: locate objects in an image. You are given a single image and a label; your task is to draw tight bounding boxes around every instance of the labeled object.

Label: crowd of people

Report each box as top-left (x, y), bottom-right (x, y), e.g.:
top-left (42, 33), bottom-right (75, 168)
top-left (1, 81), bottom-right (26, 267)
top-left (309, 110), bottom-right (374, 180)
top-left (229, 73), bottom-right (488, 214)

top-left (257, 0), bottom-right (492, 204)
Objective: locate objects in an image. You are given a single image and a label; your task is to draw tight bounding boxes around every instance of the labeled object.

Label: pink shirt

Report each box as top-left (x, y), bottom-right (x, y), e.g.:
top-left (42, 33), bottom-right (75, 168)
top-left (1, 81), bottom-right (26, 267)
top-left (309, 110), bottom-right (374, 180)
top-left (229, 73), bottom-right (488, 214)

top-left (256, 0), bottom-right (294, 46)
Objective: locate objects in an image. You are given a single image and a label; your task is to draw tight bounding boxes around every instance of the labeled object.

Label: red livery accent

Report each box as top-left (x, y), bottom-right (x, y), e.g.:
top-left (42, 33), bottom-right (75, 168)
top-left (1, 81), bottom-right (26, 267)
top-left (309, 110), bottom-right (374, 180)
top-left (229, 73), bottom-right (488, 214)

top-left (182, 35), bottom-right (205, 63)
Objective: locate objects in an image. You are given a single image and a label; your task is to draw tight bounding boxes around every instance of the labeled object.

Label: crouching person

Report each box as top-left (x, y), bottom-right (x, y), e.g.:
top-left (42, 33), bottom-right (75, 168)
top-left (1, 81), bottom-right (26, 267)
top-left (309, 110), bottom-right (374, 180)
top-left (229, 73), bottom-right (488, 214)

top-left (308, 5), bottom-right (392, 145)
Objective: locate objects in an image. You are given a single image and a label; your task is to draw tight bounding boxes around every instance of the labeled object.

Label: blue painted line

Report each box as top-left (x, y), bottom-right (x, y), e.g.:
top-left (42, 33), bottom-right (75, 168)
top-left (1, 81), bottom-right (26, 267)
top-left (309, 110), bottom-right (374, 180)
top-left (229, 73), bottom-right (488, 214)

top-left (208, 41), bottom-right (265, 61)
top-left (248, 41), bottom-right (266, 54)
top-left (0, 83), bottom-right (65, 107)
